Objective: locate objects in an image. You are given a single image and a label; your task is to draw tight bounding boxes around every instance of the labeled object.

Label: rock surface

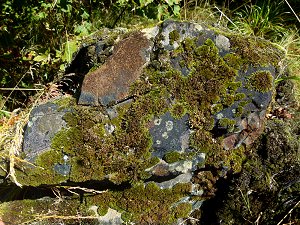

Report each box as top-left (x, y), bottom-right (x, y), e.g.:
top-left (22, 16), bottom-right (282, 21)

top-left (0, 20), bottom-right (286, 224)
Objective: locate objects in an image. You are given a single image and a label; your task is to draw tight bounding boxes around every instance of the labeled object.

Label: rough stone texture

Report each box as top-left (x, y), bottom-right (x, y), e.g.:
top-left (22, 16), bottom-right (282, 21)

top-left (149, 112), bottom-right (190, 157)
top-left (23, 102), bottom-right (70, 161)
top-left (78, 31), bottom-right (153, 106)
top-left (0, 20), bottom-right (286, 225)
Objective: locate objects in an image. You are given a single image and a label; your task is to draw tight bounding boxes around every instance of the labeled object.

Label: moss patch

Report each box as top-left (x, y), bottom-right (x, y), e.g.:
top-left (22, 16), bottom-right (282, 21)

top-left (15, 149), bottom-right (67, 186)
top-left (0, 198), bottom-right (86, 225)
top-left (164, 151), bottom-right (182, 163)
top-left (248, 70), bottom-right (273, 93)
top-left (86, 182), bottom-right (193, 224)
top-left (169, 30), bottom-right (180, 45)
top-left (170, 102), bottom-right (187, 119)
top-left (229, 35), bottom-right (284, 68)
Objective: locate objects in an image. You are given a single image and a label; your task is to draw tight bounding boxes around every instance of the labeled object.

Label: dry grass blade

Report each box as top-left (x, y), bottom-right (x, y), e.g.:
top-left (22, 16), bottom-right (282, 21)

top-left (64, 186), bottom-right (108, 195)
top-left (0, 88), bottom-right (44, 91)
top-left (284, 0), bottom-right (300, 23)
top-left (214, 6), bottom-right (240, 31)
top-left (7, 121), bottom-right (24, 187)
top-left (276, 200), bottom-right (300, 225)
top-left (0, 90), bottom-right (45, 187)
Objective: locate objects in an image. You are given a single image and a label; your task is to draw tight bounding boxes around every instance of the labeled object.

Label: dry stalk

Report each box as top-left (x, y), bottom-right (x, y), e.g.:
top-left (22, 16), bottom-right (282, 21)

top-left (63, 186), bottom-right (108, 195)
top-left (6, 114), bottom-right (27, 187)
top-left (0, 90), bottom-right (45, 187)
top-left (276, 200), bottom-right (300, 225)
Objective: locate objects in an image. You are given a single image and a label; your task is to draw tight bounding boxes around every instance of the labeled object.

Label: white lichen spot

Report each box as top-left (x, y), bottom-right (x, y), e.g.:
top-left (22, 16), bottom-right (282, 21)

top-left (215, 35), bottom-right (230, 51)
top-left (27, 121), bottom-right (33, 127)
top-left (173, 42), bottom-right (179, 48)
top-left (194, 23), bottom-right (204, 32)
top-left (142, 26), bottom-right (159, 39)
top-left (180, 130), bottom-right (190, 151)
top-left (156, 140), bottom-right (162, 145)
top-left (166, 120), bottom-right (173, 131)
top-left (89, 205), bottom-right (99, 217)
top-left (89, 207), bottom-right (123, 224)
top-left (162, 132), bottom-right (169, 139)
top-left (172, 161), bottom-right (193, 174)
top-left (105, 124), bottom-right (115, 134)
top-left (216, 113), bottom-right (224, 120)
top-left (154, 118), bottom-right (162, 126)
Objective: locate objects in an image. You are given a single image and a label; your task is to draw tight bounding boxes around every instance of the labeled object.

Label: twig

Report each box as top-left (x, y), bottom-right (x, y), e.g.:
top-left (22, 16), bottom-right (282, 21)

top-left (214, 6), bottom-right (240, 31)
top-left (63, 186), bottom-right (108, 195)
top-left (0, 88), bottom-right (44, 91)
top-left (238, 188), bottom-right (252, 215)
top-left (276, 200), bottom-right (300, 225)
top-left (284, 0), bottom-right (300, 23)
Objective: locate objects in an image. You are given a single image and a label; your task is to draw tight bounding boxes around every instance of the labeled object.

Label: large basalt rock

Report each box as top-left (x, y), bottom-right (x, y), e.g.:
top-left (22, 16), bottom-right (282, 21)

top-left (0, 20), bottom-right (284, 225)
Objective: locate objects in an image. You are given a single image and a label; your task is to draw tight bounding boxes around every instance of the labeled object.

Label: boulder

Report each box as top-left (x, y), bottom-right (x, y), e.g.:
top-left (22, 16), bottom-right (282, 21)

top-left (0, 20), bottom-right (284, 224)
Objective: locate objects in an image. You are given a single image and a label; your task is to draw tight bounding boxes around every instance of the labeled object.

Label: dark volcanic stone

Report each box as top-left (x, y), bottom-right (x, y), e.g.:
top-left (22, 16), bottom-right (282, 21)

top-left (149, 112), bottom-right (190, 158)
top-left (23, 102), bottom-right (70, 162)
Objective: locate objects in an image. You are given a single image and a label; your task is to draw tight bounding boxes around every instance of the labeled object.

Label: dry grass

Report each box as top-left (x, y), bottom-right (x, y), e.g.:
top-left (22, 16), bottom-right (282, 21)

top-left (0, 87), bottom-right (48, 187)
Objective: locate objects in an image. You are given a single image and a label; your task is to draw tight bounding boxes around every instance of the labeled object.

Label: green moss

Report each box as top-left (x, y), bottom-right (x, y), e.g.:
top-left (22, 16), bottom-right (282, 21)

top-left (235, 93), bottom-right (246, 101)
top-left (164, 151), bottom-right (182, 163)
top-left (169, 30), bottom-right (180, 45)
top-left (183, 37), bottom-right (197, 53)
top-left (229, 35), bottom-right (284, 68)
top-left (170, 102), bottom-right (187, 119)
top-left (85, 182), bottom-right (193, 224)
top-left (228, 81), bottom-right (242, 93)
top-left (172, 182), bottom-right (192, 194)
top-left (224, 146), bottom-right (246, 173)
top-left (239, 100), bottom-right (250, 107)
top-left (223, 53), bottom-right (243, 70)
top-left (219, 118), bottom-right (236, 133)
top-left (211, 104), bottom-right (223, 114)
top-left (216, 117), bottom-right (300, 224)
top-left (248, 70), bottom-right (273, 93)
top-left (15, 149), bottom-right (67, 186)
top-left (0, 197), bottom-right (85, 224)
top-left (222, 94), bottom-right (235, 107)
top-left (234, 106), bottom-right (244, 117)
top-left (172, 202), bottom-right (192, 219)
top-left (53, 96), bottom-right (77, 110)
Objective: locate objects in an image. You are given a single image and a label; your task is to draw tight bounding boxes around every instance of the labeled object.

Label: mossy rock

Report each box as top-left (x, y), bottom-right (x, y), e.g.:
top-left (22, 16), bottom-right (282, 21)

top-left (8, 20), bottom-right (285, 224)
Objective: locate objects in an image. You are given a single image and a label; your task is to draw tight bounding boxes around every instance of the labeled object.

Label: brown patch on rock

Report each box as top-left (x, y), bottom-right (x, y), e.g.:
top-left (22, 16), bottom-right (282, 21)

top-left (151, 163), bottom-right (171, 177)
top-left (222, 134), bottom-right (239, 150)
top-left (79, 31), bottom-right (151, 106)
top-left (222, 111), bottom-right (266, 150)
